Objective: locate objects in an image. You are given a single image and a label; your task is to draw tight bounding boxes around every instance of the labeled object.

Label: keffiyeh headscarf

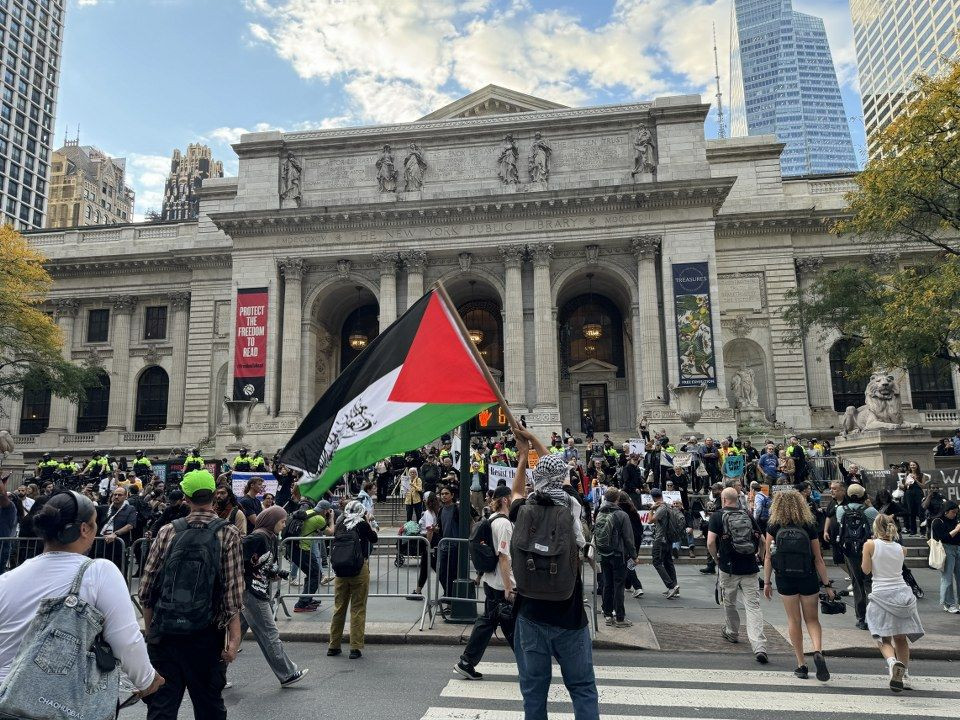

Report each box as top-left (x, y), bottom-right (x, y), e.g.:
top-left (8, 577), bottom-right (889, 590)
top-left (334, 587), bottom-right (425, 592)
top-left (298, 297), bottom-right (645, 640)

top-left (339, 499), bottom-right (367, 530)
top-left (533, 453), bottom-right (570, 506)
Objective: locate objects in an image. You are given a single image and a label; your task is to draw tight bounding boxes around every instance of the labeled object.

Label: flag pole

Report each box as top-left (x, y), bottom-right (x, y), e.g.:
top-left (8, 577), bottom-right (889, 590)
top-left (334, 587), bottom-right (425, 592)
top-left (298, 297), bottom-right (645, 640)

top-left (433, 281), bottom-right (519, 428)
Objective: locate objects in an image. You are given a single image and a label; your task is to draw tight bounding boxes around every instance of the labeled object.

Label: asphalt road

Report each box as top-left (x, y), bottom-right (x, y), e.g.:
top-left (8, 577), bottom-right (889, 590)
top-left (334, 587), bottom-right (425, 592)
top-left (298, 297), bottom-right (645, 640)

top-left (125, 643), bottom-right (960, 720)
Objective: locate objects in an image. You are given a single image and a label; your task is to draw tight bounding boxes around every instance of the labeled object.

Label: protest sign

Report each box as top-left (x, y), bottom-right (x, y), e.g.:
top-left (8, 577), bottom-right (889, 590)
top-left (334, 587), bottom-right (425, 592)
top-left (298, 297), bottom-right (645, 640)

top-left (231, 471), bottom-right (278, 499)
top-left (628, 438), bottom-right (646, 456)
top-left (488, 463), bottom-right (533, 491)
top-left (672, 452), bottom-right (693, 469)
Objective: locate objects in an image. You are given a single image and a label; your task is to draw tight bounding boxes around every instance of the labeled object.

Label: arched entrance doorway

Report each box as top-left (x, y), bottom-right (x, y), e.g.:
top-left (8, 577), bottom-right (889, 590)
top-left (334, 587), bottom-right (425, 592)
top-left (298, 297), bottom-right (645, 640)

top-left (440, 274), bottom-right (504, 385)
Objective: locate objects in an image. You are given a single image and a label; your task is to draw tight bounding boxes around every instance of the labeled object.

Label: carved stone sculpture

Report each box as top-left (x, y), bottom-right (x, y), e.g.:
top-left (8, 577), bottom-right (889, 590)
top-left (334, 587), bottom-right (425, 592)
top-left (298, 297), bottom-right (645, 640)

top-left (632, 124), bottom-right (656, 176)
top-left (528, 132), bottom-right (552, 182)
top-left (0, 429), bottom-right (14, 458)
top-left (337, 259), bottom-right (351, 280)
top-left (403, 143), bottom-right (427, 191)
top-left (458, 252), bottom-right (472, 273)
top-left (839, 372), bottom-right (921, 434)
top-left (497, 134), bottom-right (519, 185)
top-left (279, 151), bottom-right (303, 209)
top-left (730, 365), bottom-right (759, 408)
top-left (376, 144), bottom-right (398, 193)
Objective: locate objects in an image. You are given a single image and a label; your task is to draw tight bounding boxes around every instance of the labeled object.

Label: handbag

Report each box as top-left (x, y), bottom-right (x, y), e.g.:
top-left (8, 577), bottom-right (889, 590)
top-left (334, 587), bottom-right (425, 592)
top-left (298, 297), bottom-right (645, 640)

top-left (928, 538), bottom-right (946, 571)
top-left (0, 558), bottom-right (120, 720)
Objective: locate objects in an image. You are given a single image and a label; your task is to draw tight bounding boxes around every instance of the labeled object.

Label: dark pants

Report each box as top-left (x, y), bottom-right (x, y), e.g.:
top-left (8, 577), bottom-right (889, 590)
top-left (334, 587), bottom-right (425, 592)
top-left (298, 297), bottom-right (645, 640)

top-left (437, 547), bottom-right (457, 599)
top-left (600, 556), bottom-right (627, 621)
top-left (652, 540), bottom-right (677, 590)
top-left (904, 493), bottom-right (922, 535)
top-left (377, 473), bottom-right (391, 502)
top-left (291, 545), bottom-right (321, 608)
top-left (406, 502), bottom-right (424, 522)
top-left (846, 553), bottom-right (872, 621)
top-left (461, 584), bottom-right (516, 667)
top-left (145, 629), bottom-right (226, 720)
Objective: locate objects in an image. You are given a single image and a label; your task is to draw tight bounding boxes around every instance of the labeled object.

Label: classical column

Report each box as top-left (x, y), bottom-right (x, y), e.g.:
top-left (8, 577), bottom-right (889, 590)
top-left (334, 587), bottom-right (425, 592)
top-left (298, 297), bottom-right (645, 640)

top-left (499, 244), bottom-right (527, 411)
top-left (377, 253), bottom-right (398, 331)
top-left (278, 258), bottom-right (305, 417)
top-left (531, 243), bottom-right (559, 411)
top-left (631, 235), bottom-right (666, 407)
top-left (165, 292), bottom-right (190, 428)
top-left (47, 299), bottom-right (80, 433)
top-left (106, 295), bottom-right (136, 431)
top-left (403, 250), bottom-right (427, 310)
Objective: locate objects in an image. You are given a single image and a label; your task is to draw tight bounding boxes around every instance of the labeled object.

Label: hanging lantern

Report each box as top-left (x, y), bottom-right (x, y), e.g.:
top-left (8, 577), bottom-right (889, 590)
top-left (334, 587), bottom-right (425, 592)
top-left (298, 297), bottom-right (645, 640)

top-left (348, 332), bottom-right (368, 350)
top-left (581, 273), bottom-right (603, 340)
top-left (468, 328), bottom-right (484, 345)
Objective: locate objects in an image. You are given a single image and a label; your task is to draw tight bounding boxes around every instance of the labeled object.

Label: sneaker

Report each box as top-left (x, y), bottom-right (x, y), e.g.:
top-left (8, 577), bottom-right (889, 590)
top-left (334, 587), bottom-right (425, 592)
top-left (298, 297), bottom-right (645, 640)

top-left (661, 588), bottom-right (671, 596)
top-left (604, 615), bottom-right (615, 626)
top-left (349, 649), bottom-right (362, 660)
top-left (794, 665), bottom-right (809, 679)
top-left (902, 672), bottom-right (913, 690)
top-left (946, 604), bottom-right (960, 614)
top-left (455, 660), bottom-right (483, 681)
top-left (856, 619), bottom-right (868, 631)
top-left (889, 660), bottom-right (906, 693)
top-left (224, 681), bottom-right (233, 689)
top-left (721, 627), bottom-right (738, 643)
top-left (320, 576), bottom-right (335, 585)
top-left (615, 619), bottom-right (634, 628)
top-left (671, 547), bottom-right (680, 560)
top-left (813, 652), bottom-right (830, 682)
top-left (280, 668), bottom-right (309, 688)
top-left (326, 648), bottom-right (341, 656)
top-left (755, 652), bottom-right (769, 664)
top-left (666, 585), bottom-right (680, 599)
top-left (632, 588), bottom-right (644, 598)
top-left (405, 592), bottom-right (424, 601)
top-left (688, 547), bottom-right (696, 559)
top-left (294, 605), bottom-right (318, 613)
top-left (699, 566), bottom-right (715, 574)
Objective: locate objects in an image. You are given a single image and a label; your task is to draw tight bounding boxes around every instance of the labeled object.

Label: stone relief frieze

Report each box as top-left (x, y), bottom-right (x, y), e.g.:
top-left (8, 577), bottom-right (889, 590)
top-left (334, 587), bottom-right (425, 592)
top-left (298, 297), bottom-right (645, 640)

top-left (528, 132), bottom-right (551, 182)
top-left (375, 144), bottom-right (399, 193)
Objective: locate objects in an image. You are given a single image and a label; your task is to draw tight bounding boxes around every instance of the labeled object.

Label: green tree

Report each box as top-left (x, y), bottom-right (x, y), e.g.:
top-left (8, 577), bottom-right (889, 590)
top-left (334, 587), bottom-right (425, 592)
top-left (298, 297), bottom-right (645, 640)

top-left (836, 56), bottom-right (959, 255)
top-left (0, 225), bottom-right (99, 415)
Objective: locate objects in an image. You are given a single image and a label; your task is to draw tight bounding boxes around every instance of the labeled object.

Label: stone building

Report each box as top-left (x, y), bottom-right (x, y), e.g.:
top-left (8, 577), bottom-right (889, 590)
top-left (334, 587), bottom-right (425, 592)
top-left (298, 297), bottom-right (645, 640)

top-left (4, 86), bottom-right (958, 466)
top-left (161, 143), bottom-right (223, 221)
top-left (46, 140), bottom-right (134, 228)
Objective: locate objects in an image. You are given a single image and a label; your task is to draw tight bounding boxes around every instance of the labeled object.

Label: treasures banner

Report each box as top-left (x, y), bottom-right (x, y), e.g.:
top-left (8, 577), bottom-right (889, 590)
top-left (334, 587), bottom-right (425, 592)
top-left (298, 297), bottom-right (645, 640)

top-left (672, 262), bottom-right (717, 387)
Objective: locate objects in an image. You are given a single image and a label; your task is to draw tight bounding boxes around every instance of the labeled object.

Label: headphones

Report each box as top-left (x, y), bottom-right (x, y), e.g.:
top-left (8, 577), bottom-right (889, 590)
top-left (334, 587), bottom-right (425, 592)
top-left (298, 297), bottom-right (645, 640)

top-left (50, 490), bottom-right (88, 544)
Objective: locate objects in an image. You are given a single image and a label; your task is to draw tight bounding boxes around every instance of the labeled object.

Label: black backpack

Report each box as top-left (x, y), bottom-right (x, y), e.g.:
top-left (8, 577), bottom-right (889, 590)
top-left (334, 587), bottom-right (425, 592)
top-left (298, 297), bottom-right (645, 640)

top-left (330, 522), bottom-right (365, 577)
top-left (839, 506), bottom-right (871, 558)
top-left (151, 517), bottom-right (228, 635)
top-left (663, 506), bottom-right (686, 543)
top-left (510, 494), bottom-right (579, 602)
top-left (469, 513), bottom-right (505, 574)
top-left (282, 508), bottom-right (313, 540)
top-left (771, 525), bottom-right (813, 577)
top-left (721, 509), bottom-right (757, 556)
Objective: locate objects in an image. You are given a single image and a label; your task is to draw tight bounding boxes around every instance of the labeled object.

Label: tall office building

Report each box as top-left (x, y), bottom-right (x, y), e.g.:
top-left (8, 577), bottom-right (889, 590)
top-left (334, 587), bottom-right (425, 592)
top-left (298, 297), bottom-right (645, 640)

top-left (46, 140), bottom-right (134, 228)
top-left (0, 0), bottom-right (64, 230)
top-left (851, 0), bottom-right (960, 160)
top-left (161, 143), bottom-right (223, 221)
top-left (729, 0), bottom-right (858, 176)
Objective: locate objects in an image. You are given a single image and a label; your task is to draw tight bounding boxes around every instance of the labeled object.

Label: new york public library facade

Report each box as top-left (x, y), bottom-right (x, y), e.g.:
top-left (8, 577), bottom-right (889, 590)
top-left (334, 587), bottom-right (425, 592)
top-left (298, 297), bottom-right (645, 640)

top-left (5, 85), bottom-right (960, 471)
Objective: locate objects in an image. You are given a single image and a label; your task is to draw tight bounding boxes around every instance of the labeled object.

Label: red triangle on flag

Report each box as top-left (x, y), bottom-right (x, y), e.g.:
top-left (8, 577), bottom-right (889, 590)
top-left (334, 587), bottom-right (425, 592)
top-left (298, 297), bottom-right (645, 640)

top-left (389, 292), bottom-right (499, 404)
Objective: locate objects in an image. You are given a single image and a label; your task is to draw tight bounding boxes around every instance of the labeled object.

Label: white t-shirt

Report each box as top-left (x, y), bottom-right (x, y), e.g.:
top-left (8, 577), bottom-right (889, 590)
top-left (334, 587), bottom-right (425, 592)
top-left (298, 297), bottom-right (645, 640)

top-left (21, 497), bottom-right (34, 512)
top-left (418, 509), bottom-right (437, 534)
top-left (481, 515), bottom-right (516, 592)
top-left (0, 552), bottom-right (155, 690)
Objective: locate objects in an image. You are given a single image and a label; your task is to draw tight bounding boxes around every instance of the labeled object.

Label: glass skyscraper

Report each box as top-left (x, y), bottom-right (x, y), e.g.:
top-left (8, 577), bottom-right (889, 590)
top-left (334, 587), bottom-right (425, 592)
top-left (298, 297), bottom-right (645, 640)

top-left (729, 0), bottom-right (858, 176)
top-left (851, 0), bottom-right (959, 160)
top-left (0, 0), bottom-right (63, 230)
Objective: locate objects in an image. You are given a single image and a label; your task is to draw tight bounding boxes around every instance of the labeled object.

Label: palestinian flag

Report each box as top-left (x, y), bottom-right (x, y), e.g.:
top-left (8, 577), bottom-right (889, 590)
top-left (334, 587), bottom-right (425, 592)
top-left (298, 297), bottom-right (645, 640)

top-left (280, 289), bottom-right (499, 500)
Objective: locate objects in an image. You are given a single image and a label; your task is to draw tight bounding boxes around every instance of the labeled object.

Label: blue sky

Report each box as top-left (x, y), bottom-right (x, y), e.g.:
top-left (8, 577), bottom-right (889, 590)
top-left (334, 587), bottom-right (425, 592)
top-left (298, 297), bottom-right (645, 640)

top-left (57, 0), bottom-right (866, 220)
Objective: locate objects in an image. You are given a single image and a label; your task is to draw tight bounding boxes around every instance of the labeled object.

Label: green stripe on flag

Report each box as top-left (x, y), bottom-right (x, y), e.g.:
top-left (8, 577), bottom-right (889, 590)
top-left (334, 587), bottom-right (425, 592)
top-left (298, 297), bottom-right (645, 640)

top-left (298, 402), bottom-right (493, 500)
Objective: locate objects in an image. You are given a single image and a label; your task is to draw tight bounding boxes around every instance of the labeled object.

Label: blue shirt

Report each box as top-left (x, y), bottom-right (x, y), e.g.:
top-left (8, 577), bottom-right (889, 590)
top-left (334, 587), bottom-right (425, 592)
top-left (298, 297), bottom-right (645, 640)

top-left (836, 502), bottom-right (878, 526)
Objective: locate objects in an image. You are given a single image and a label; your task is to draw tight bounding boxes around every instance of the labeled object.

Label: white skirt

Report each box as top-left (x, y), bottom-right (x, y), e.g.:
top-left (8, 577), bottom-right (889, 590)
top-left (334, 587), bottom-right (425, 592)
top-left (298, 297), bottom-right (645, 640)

top-left (866, 584), bottom-right (924, 642)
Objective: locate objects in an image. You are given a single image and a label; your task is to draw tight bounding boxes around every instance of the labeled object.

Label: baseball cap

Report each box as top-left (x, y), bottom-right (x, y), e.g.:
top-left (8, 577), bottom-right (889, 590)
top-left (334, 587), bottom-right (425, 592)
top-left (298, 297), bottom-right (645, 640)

top-left (180, 469), bottom-right (216, 500)
top-left (649, 487), bottom-right (663, 498)
top-left (848, 483), bottom-right (866, 499)
top-left (493, 485), bottom-right (512, 500)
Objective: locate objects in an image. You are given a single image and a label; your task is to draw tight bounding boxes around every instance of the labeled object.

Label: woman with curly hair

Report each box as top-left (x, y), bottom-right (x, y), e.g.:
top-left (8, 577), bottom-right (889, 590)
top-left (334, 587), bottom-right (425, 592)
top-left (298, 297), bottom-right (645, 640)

top-left (763, 489), bottom-right (835, 681)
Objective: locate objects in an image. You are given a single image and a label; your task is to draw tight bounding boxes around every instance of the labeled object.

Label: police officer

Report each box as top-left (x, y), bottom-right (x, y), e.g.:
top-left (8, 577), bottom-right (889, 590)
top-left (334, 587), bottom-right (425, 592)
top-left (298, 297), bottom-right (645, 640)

top-left (59, 455), bottom-right (80, 476)
top-left (232, 447), bottom-right (252, 472)
top-left (37, 453), bottom-right (59, 480)
top-left (184, 447), bottom-right (204, 472)
top-left (83, 451), bottom-right (110, 478)
top-left (250, 450), bottom-right (267, 472)
top-left (133, 450), bottom-right (154, 480)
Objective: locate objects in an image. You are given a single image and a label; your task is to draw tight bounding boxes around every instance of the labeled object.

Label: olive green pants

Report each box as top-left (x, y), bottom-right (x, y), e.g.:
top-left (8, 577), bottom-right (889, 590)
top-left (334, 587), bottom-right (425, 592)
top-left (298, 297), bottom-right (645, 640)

top-left (328, 561), bottom-right (371, 650)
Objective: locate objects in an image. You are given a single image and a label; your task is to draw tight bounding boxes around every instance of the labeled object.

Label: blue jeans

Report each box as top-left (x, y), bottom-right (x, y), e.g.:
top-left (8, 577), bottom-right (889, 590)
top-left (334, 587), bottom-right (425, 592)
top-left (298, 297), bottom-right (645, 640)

top-left (515, 616), bottom-right (599, 720)
top-left (941, 543), bottom-right (960, 606)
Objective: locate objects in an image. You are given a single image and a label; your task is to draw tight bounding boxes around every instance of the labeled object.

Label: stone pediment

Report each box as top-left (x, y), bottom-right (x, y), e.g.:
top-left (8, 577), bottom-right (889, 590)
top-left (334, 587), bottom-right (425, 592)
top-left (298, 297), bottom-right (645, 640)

top-left (568, 358), bottom-right (618, 375)
top-left (419, 84), bottom-right (567, 121)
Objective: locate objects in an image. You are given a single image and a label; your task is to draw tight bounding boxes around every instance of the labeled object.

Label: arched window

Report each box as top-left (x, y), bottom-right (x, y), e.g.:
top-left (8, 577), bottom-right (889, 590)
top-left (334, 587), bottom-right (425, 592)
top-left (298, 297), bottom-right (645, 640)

top-left (558, 294), bottom-right (625, 379)
top-left (340, 304), bottom-right (379, 372)
top-left (457, 300), bottom-right (503, 373)
top-left (19, 384), bottom-right (51, 434)
top-left (135, 366), bottom-right (168, 431)
top-left (909, 359), bottom-right (957, 410)
top-left (829, 339), bottom-right (870, 411)
top-left (76, 370), bottom-right (109, 433)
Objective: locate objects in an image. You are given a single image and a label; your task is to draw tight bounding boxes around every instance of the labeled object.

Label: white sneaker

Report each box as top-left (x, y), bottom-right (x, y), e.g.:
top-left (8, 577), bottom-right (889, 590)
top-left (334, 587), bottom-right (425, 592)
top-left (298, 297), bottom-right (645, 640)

top-left (632, 588), bottom-right (644, 598)
top-left (902, 673), bottom-right (913, 690)
top-left (666, 585), bottom-right (680, 599)
top-left (943, 604), bottom-right (960, 614)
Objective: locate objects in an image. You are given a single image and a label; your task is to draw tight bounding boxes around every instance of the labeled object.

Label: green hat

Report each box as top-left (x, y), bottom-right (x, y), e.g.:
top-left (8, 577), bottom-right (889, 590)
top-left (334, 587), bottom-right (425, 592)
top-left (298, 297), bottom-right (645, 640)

top-left (180, 469), bottom-right (216, 499)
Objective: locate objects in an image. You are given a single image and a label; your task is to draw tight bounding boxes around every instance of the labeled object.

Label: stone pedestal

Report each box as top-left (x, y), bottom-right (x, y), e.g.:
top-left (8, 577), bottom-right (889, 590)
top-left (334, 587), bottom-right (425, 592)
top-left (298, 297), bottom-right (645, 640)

top-left (833, 429), bottom-right (935, 473)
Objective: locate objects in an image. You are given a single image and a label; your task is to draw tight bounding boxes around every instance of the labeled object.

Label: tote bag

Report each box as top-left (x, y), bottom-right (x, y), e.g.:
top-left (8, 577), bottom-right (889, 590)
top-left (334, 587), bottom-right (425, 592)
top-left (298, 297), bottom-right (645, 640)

top-left (928, 538), bottom-right (946, 571)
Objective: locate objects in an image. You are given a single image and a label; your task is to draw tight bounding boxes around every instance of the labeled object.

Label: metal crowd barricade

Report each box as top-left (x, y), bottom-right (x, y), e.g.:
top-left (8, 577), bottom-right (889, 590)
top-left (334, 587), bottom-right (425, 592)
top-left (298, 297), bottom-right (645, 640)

top-left (277, 533), bottom-right (432, 630)
top-left (0, 536), bottom-right (44, 573)
top-left (429, 537), bottom-right (600, 638)
top-left (126, 538), bottom-right (152, 615)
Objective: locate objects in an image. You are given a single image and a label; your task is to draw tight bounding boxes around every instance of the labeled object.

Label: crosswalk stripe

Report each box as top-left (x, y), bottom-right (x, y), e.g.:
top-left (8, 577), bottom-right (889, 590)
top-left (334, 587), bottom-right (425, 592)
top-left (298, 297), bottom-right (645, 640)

top-left (440, 680), bottom-right (957, 716)
top-left (475, 662), bottom-right (954, 692)
top-left (423, 711), bottom-right (722, 720)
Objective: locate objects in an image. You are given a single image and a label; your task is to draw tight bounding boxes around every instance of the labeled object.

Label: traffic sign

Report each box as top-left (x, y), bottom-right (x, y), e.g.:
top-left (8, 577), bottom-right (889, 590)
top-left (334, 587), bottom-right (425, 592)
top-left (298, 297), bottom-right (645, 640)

top-left (471, 403), bottom-right (509, 433)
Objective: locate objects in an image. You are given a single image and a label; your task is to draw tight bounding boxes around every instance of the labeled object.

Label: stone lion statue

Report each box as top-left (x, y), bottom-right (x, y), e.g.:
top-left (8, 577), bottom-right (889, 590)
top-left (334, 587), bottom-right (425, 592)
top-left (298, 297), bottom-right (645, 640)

top-left (0, 429), bottom-right (13, 456)
top-left (839, 372), bottom-right (918, 434)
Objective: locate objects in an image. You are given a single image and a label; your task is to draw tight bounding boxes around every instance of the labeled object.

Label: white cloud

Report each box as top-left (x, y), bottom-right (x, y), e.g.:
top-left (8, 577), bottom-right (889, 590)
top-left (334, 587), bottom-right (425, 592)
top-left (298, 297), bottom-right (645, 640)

top-left (76, 0), bottom-right (100, 5)
top-left (126, 153), bottom-right (171, 222)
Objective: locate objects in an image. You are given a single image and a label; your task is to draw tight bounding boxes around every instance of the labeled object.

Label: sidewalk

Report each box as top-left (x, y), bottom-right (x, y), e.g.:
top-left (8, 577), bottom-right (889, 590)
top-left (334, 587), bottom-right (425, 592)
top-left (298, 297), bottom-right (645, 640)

top-left (264, 552), bottom-right (960, 659)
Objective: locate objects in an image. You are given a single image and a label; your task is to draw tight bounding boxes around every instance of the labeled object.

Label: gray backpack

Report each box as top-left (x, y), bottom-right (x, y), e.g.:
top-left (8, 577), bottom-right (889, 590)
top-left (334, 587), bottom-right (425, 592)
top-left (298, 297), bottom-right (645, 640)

top-left (510, 494), bottom-right (579, 601)
top-left (0, 559), bottom-right (120, 720)
top-left (592, 510), bottom-right (619, 559)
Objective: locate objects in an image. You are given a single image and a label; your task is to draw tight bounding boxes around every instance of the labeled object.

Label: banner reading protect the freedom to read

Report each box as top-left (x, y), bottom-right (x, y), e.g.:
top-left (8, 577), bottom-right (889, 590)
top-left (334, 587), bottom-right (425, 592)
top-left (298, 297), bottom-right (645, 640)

top-left (233, 287), bottom-right (269, 400)
top-left (672, 262), bottom-right (717, 387)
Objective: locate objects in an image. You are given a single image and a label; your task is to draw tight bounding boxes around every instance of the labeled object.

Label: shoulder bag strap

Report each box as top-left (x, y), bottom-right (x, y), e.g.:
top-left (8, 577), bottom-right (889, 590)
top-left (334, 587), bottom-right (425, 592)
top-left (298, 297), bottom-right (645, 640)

top-left (68, 557), bottom-right (96, 596)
